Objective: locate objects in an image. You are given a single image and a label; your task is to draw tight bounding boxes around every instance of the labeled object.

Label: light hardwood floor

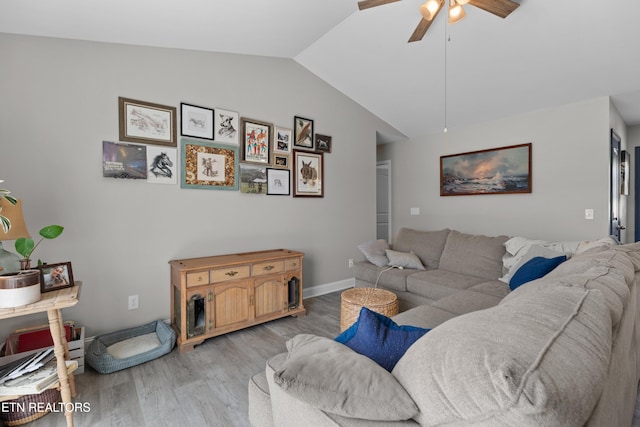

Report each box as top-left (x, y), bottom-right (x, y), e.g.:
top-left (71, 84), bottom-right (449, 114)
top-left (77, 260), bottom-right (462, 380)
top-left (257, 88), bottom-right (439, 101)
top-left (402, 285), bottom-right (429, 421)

top-left (20, 291), bottom-right (640, 426)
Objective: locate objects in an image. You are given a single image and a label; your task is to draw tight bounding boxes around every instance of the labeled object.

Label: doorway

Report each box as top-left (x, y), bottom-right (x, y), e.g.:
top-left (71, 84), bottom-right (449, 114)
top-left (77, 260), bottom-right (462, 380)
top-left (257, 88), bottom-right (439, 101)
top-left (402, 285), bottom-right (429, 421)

top-left (610, 129), bottom-right (624, 242)
top-left (376, 161), bottom-right (392, 243)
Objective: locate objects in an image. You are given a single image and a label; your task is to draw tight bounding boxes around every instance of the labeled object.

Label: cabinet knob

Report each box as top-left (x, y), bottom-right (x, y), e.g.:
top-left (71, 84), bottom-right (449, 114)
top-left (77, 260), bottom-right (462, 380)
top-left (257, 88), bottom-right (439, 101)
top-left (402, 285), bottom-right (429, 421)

top-left (226, 270), bottom-right (238, 277)
top-left (264, 265), bottom-right (274, 271)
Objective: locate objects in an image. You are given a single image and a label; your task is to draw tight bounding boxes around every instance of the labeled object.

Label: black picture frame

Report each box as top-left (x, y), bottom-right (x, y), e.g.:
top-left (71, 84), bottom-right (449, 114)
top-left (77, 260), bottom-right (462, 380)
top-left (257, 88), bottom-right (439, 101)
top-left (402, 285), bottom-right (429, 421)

top-left (294, 116), bottom-right (314, 149)
top-left (39, 262), bottom-right (74, 293)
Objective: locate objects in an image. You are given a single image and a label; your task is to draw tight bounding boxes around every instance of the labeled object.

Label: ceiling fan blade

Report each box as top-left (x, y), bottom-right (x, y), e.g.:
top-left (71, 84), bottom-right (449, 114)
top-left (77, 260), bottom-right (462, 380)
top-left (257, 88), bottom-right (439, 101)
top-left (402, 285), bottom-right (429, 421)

top-left (358, 0), bottom-right (402, 10)
top-left (408, 18), bottom-right (434, 43)
top-left (468, 0), bottom-right (519, 18)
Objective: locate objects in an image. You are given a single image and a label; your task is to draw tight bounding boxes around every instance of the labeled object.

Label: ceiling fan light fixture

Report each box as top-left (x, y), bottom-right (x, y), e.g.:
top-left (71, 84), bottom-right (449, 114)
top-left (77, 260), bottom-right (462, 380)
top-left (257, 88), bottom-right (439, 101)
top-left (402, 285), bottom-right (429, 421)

top-left (420, 0), bottom-right (442, 21)
top-left (448, 1), bottom-right (466, 24)
top-left (456, 0), bottom-right (470, 4)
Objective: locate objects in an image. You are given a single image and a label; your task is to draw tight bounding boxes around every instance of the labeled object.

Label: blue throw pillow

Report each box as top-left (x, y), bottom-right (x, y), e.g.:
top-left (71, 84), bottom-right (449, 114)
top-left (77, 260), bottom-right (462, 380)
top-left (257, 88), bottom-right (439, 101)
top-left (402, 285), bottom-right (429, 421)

top-left (335, 307), bottom-right (430, 371)
top-left (509, 255), bottom-right (567, 291)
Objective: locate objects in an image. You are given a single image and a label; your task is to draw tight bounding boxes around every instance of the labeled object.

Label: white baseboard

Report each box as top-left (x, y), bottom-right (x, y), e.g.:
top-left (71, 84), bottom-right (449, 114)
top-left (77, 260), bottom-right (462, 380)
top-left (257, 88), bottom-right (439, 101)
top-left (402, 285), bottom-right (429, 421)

top-left (85, 281), bottom-right (354, 346)
top-left (303, 278), bottom-right (354, 299)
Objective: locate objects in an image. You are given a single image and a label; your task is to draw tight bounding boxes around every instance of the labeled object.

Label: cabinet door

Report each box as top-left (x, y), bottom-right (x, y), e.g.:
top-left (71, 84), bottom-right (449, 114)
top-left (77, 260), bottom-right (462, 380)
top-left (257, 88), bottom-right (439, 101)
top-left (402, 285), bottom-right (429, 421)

top-left (213, 281), bottom-right (252, 330)
top-left (253, 275), bottom-right (286, 320)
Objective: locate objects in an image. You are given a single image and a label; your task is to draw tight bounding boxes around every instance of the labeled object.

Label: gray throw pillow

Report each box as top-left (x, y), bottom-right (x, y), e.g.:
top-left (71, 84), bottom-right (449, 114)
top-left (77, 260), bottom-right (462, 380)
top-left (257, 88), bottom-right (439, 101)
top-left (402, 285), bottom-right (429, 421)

top-left (273, 334), bottom-right (418, 421)
top-left (358, 239), bottom-right (389, 267)
top-left (386, 249), bottom-right (425, 270)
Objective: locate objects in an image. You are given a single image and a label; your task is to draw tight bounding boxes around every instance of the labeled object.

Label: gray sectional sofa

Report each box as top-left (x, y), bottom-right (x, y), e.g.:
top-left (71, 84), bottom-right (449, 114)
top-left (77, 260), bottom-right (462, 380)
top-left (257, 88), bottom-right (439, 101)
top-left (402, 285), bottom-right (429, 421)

top-left (248, 228), bottom-right (640, 426)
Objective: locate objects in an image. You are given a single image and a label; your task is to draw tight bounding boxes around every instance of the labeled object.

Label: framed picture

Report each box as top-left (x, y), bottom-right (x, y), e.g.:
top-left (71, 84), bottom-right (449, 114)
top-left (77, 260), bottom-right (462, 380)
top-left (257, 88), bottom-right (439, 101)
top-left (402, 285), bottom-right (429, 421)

top-left (274, 126), bottom-right (292, 153)
top-left (181, 103), bottom-right (214, 140)
top-left (181, 138), bottom-right (239, 190)
top-left (240, 162), bottom-right (267, 194)
top-left (621, 150), bottom-right (629, 195)
top-left (293, 150), bottom-right (324, 197)
top-left (315, 134), bottom-right (332, 153)
top-left (118, 97), bottom-right (177, 146)
top-left (241, 117), bottom-right (272, 164)
top-left (440, 143), bottom-right (532, 196)
top-left (147, 146), bottom-right (177, 185)
top-left (272, 153), bottom-right (290, 169)
top-left (294, 116), bottom-right (314, 149)
top-left (214, 108), bottom-right (239, 145)
top-left (39, 262), bottom-right (74, 293)
top-left (267, 168), bottom-right (291, 196)
top-left (102, 140), bottom-right (147, 179)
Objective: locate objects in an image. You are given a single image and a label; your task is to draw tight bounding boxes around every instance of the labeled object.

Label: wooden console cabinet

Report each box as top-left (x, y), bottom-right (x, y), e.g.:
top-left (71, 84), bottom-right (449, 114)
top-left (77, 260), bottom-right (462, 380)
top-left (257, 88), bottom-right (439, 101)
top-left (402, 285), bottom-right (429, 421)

top-left (170, 249), bottom-right (305, 353)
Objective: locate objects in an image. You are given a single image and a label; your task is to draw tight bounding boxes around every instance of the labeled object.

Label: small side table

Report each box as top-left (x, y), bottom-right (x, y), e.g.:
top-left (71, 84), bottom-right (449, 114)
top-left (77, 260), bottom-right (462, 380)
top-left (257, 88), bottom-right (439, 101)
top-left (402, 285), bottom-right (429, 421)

top-left (340, 287), bottom-right (399, 332)
top-left (0, 283), bottom-right (81, 427)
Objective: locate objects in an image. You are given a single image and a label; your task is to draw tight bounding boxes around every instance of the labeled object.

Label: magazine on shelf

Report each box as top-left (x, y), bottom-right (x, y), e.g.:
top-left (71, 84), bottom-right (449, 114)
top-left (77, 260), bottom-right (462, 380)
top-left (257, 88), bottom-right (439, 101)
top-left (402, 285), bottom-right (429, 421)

top-left (0, 359), bottom-right (77, 395)
top-left (0, 348), bottom-right (55, 384)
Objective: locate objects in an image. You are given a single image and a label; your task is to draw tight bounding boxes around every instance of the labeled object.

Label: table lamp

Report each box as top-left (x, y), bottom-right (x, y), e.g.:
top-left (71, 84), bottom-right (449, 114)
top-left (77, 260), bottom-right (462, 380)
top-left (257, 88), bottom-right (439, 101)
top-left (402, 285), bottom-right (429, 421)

top-left (0, 198), bottom-right (30, 273)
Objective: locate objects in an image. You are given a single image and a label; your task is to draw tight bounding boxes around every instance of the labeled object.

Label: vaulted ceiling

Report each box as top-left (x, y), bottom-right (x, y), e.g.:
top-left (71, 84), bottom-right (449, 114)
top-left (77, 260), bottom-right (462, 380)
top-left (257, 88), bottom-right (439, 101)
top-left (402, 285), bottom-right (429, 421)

top-left (2, 0), bottom-right (640, 140)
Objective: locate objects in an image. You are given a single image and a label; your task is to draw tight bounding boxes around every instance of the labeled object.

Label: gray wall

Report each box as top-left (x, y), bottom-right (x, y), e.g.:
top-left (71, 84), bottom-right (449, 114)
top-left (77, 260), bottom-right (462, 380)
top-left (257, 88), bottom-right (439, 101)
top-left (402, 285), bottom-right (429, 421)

top-left (0, 33), bottom-right (401, 337)
top-left (378, 97), bottom-right (626, 243)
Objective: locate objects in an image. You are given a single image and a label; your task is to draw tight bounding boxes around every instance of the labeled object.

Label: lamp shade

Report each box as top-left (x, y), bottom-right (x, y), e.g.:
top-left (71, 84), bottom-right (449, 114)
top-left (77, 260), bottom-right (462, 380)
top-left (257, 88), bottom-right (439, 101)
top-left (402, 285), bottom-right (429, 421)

top-left (449, 2), bottom-right (466, 24)
top-left (0, 198), bottom-right (30, 241)
top-left (420, 0), bottom-right (442, 21)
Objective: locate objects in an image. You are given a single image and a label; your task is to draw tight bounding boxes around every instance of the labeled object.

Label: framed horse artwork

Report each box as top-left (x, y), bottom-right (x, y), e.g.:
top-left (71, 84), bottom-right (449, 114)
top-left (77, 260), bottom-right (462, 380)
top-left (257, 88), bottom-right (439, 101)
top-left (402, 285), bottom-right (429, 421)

top-left (147, 145), bottom-right (177, 184)
top-left (293, 150), bottom-right (323, 198)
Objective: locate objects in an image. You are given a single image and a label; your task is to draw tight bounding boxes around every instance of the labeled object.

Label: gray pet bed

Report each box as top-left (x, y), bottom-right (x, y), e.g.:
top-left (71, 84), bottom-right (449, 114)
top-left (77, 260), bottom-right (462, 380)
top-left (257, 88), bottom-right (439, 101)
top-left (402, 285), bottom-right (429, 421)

top-left (86, 320), bottom-right (176, 374)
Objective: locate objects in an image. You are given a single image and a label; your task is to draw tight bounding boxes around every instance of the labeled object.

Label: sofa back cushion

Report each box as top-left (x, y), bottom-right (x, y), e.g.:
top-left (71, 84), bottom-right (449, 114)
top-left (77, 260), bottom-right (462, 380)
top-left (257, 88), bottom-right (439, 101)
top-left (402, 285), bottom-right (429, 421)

top-left (393, 228), bottom-right (450, 269)
top-left (438, 230), bottom-right (509, 280)
top-left (392, 286), bottom-right (612, 426)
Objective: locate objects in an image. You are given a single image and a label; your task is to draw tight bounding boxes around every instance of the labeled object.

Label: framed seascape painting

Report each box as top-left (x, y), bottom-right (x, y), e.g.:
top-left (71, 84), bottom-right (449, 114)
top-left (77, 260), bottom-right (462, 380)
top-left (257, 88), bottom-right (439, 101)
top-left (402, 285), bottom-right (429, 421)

top-left (241, 117), bottom-right (272, 164)
top-left (214, 108), bottom-right (239, 145)
top-left (440, 143), bottom-right (532, 196)
top-left (181, 103), bottom-right (214, 140)
top-left (119, 97), bottom-right (177, 146)
top-left (293, 150), bottom-right (323, 197)
top-left (294, 116), bottom-right (314, 149)
top-left (181, 138), bottom-right (239, 191)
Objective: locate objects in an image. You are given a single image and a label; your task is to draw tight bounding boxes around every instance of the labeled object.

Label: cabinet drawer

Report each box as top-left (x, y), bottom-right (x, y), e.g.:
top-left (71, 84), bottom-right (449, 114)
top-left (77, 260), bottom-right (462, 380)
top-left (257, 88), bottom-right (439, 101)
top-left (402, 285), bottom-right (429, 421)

top-left (284, 258), bottom-right (301, 271)
top-left (186, 271), bottom-right (210, 287)
top-left (252, 260), bottom-right (284, 276)
top-left (211, 265), bottom-right (251, 283)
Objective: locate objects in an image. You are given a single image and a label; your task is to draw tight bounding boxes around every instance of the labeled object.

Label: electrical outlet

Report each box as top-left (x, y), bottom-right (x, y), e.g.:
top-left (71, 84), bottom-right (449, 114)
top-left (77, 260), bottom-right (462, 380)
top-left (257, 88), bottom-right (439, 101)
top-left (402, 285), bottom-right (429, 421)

top-left (128, 294), bottom-right (139, 310)
top-left (585, 209), bottom-right (594, 220)
top-left (348, 258), bottom-right (354, 268)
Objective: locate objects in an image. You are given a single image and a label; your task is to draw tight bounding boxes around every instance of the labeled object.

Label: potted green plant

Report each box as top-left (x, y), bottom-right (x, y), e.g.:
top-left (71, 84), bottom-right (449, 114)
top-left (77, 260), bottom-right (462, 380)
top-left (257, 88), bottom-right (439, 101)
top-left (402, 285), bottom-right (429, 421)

top-left (15, 225), bottom-right (64, 269)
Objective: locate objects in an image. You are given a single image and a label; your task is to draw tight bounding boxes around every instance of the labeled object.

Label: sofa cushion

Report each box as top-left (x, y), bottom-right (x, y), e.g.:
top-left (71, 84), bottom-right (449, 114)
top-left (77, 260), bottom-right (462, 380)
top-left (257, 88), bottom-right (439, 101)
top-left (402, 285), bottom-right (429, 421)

top-left (352, 261), bottom-right (414, 292)
top-left (509, 255), bottom-right (567, 290)
top-left (385, 249), bottom-right (425, 270)
top-left (357, 239), bottom-right (389, 267)
top-left (469, 280), bottom-right (511, 298)
top-left (431, 290), bottom-right (503, 315)
top-left (335, 307), bottom-right (430, 371)
top-left (438, 230), bottom-right (509, 280)
top-left (393, 286), bottom-right (612, 426)
top-left (406, 269), bottom-right (487, 300)
top-left (393, 228), bottom-right (450, 269)
top-left (273, 334), bottom-right (419, 421)
top-left (392, 304), bottom-right (458, 329)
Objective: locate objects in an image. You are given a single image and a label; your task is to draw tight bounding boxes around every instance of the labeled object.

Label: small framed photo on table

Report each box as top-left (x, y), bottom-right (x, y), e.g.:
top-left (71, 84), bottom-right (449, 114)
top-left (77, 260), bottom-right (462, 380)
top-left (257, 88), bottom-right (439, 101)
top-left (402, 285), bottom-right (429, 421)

top-left (39, 262), bottom-right (74, 293)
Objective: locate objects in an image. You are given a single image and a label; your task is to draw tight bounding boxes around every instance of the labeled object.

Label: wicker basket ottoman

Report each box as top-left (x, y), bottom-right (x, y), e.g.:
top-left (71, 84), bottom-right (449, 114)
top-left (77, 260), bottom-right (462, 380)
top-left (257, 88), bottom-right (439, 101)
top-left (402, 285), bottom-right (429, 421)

top-left (340, 288), bottom-right (399, 332)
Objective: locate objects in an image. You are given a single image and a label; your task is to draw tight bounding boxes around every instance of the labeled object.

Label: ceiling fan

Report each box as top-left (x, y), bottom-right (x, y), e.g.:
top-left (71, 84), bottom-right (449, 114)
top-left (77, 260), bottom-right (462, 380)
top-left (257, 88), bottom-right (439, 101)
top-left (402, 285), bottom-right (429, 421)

top-left (357, 0), bottom-right (520, 43)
